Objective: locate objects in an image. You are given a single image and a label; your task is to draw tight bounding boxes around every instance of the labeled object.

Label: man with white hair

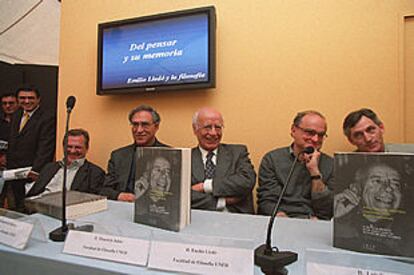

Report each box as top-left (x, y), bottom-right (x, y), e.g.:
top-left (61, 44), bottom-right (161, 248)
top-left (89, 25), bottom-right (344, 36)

top-left (191, 107), bottom-right (256, 214)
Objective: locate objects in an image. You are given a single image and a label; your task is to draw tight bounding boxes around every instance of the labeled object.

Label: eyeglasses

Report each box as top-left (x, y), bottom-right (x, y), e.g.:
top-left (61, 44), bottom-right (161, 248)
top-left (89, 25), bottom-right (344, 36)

top-left (296, 126), bottom-right (327, 139)
top-left (2, 101), bottom-right (16, 105)
top-left (131, 121), bottom-right (154, 129)
top-left (200, 124), bottom-right (223, 132)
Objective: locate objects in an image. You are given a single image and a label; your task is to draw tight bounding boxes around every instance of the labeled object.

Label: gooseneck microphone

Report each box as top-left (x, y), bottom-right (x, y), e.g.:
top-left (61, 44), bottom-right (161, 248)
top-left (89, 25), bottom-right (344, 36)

top-left (66, 96), bottom-right (76, 113)
top-left (254, 146), bottom-right (315, 275)
top-left (50, 96), bottom-right (92, 241)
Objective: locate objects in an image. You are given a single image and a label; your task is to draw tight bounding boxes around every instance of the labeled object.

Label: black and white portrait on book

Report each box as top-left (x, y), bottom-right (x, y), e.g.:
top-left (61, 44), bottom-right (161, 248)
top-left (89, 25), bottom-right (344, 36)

top-left (333, 153), bottom-right (414, 257)
top-left (134, 148), bottom-right (184, 231)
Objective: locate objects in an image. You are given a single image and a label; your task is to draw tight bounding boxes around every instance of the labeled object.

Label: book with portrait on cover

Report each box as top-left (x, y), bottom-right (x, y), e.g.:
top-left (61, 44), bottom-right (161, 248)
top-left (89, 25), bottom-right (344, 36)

top-left (25, 190), bottom-right (107, 220)
top-left (333, 152), bottom-right (414, 257)
top-left (133, 147), bottom-right (191, 232)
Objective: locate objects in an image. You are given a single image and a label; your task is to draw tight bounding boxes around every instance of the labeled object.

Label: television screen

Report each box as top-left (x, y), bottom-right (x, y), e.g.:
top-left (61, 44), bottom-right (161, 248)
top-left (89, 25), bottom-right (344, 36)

top-left (97, 6), bottom-right (216, 95)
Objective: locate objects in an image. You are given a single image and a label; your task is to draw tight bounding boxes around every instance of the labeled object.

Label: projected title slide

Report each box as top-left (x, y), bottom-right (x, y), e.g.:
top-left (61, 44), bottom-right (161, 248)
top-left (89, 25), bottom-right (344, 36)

top-left (101, 14), bottom-right (209, 89)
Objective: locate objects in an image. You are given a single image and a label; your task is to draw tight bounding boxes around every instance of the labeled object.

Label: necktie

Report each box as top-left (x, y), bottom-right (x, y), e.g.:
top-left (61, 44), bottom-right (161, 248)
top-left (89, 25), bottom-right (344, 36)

top-left (205, 151), bottom-right (216, 179)
top-left (19, 112), bottom-right (30, 132)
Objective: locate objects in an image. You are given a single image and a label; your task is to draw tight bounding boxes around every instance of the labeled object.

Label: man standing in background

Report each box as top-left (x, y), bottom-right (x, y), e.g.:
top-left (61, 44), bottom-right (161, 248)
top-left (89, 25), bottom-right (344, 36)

top-left (0, 93), bottom-right (19, 142)
top-left (0, 93), bottom-right (19, 207)
top-left (6, 86), bottom-right (56, 211)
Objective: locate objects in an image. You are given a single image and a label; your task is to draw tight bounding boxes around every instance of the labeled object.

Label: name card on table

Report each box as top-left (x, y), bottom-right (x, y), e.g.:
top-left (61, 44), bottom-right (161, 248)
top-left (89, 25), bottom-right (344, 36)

top-left (148, 241), bottom-right (253, 275)
top-left (307, 262), bottom-right (401, 275)
top-left (63, 231), bottom-right (150, 266)
top-left (0, 216), bottom-right (34, 250)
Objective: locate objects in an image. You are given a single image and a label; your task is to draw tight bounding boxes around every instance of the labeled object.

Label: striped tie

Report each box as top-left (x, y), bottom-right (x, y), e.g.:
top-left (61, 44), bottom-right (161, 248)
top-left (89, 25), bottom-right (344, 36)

top-left (19, 112), bottom-right (30, 132)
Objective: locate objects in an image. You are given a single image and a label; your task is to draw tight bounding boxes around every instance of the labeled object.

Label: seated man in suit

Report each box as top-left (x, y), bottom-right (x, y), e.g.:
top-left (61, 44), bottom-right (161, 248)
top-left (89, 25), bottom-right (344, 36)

top-left (100, 105), bottom-right (168, 202)
top-left (191, 107), bottom-right (256, 214)
top-left (26, 128), bottom-right (105, 197)
top-left (257, 110), bottom-right (334, 220)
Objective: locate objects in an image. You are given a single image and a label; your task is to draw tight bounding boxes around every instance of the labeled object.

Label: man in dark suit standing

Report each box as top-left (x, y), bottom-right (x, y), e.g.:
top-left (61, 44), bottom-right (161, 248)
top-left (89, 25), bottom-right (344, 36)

top-left (191, 107), bottom-right (256, 214)
top-left (26, 129), bottom-right (104, 197)
top-left (100, 105), bottom-right (168, 202)
top-left (6, 86), bottom-right (56, 211)
top-left (0, 93), bottom-right (19, 142)
top-left (0, 93), bottom-right (19, 207)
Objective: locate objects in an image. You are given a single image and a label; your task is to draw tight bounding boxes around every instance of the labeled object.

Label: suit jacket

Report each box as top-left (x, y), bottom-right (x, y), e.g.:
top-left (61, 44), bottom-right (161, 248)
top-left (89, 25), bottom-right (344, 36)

top-left (26, 159), bottom-right (105, 197)
top-left (100, 140), bottom-right (168, 200)
top-left (6, 108), bottom-right (56, 208)
top-left (0, 115), bottom-right (11, 142)
top-left (191, 144), bottom-right (256, 214)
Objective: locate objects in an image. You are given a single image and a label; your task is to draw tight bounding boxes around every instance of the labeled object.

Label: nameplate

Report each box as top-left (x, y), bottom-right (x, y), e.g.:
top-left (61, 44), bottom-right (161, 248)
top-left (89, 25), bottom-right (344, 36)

top-left (0, 216), bottom-right (34, 250)
top-left (63, 231), bottom-right (150, 266)
top-left (148, 241), bottom-right (253, 275)
top-left (307, 262), bottom-right (400, 275)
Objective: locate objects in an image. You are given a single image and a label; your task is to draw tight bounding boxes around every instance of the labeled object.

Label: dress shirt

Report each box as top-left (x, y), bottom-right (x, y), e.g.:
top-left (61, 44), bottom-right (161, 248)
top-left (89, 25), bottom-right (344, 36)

top-left (19, 106), bottom-right (39, 131)
top-left (43, 158), bottom-right (85, 194)
top-left (198, 147), bottom-right (226, 211)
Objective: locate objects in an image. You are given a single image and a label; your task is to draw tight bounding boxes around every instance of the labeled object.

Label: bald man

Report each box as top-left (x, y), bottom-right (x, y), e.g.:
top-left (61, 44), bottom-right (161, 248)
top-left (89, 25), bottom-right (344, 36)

top-left (257, 110), bottom-right (334, 220)
top-left (191, 107), bottom-right (256, 214)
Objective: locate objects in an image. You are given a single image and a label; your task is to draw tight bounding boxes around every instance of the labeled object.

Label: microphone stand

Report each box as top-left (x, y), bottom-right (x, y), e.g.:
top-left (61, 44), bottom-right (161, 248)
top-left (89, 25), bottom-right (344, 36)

top-left (254, 147), bottom-right (314, 275)
top-left (49, 105), bottom-right (73, 242)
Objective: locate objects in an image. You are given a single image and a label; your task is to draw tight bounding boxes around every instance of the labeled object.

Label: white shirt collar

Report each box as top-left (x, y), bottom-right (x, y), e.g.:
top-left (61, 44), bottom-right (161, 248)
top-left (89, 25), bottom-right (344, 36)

top-left (198, 146), bottom-right (218, 159)
top-left (24, 106), bottom-right (40, 117)
top-left (60, 158), bottom-right (86, 169)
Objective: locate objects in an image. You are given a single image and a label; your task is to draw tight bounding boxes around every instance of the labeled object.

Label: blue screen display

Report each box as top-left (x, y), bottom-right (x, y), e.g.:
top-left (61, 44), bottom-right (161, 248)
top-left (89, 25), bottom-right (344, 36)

top-left (100, 13), bottom-right (210, 90)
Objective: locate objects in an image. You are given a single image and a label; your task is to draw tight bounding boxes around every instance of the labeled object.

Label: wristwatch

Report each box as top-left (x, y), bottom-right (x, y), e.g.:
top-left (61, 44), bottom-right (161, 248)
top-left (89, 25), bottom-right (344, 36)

top-left (310, 174), bottom-right (322, 180)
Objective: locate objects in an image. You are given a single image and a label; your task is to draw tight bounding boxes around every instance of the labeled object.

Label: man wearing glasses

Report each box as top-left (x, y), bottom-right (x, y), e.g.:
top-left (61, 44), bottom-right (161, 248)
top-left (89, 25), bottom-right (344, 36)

top-left (191, 107), bottom-right (256, 214)
top-left (0, 93), bottom-right (19, 142)
top-left (100, 105), bottom-right (168, 202)
top-left (257, 110), bottom-right (334, 219)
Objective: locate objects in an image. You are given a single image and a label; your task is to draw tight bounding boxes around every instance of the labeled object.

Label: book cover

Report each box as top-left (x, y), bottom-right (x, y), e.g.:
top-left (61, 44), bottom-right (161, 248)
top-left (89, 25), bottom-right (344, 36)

top-left (25, 190), bottom-right (107, 220)
top-left (333, 153), bottom-right (414, 257)
top-left (134, 147), bottom-right (191, 232)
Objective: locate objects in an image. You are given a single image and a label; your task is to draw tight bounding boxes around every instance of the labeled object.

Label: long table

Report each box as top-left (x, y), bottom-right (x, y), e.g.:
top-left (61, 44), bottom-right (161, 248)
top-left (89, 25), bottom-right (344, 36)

top-left (0, 201), bottom-right (413, 274)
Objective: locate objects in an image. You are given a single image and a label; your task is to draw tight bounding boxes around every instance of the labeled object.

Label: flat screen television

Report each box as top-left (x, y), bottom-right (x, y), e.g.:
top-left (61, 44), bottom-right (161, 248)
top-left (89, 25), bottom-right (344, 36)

top-left (97, 6), bottom-right (216, 95)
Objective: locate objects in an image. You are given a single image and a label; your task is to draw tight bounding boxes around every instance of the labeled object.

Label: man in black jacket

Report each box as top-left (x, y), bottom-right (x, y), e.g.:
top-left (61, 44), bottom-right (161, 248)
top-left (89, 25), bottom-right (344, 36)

top-left (6, 86), bottom-right (56, 211)
top-left (0, 93), bottom-right (18, 142)
top-left (26, 128), bottom-right (104, 197)
top-left (100, 105), bottom-right (168, 202)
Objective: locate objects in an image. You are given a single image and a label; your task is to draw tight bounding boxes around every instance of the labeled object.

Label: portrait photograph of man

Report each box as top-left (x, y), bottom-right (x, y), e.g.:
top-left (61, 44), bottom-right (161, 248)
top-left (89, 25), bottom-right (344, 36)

top-left (134, 148), bottom-right (185, 231)
top-left (333, 153), bottom-right (414, 257)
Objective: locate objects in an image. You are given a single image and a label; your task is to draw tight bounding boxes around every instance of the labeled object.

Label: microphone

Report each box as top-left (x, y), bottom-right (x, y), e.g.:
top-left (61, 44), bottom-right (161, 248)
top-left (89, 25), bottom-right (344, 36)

top-left (66, 96), bottom-right (76, 113)
top-left (50, 96), bottom-right (93, 241)
top-left (302, 146), bottom-right (315, 155)
top-left (254, 146), bottom-right (314, 274)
